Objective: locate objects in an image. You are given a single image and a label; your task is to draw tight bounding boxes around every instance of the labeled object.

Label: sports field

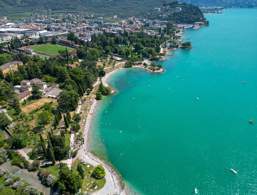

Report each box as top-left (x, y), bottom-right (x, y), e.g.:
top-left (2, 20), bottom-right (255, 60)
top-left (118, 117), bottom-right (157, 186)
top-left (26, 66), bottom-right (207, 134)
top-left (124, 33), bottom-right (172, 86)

top-left (31, 43), bottom-right (73, 56)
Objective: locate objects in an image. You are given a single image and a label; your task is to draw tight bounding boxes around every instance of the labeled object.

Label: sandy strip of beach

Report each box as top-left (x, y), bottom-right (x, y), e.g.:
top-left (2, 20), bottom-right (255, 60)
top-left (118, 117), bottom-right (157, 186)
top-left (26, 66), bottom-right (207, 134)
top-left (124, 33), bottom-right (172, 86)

top-left (77, 60), bottom-right (167, 194)
top-left (77, 68), bottom-right (127, 195)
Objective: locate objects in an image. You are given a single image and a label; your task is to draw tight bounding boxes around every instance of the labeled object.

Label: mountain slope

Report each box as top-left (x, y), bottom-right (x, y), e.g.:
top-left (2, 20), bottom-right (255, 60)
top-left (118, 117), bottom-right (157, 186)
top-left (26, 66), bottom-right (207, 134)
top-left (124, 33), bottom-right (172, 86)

top-left (0, 0), bottom-right (256, 17)
top-left (184, 0), bottom-right (257, 7)
top-left (0, 0), bottom-right (165, 16)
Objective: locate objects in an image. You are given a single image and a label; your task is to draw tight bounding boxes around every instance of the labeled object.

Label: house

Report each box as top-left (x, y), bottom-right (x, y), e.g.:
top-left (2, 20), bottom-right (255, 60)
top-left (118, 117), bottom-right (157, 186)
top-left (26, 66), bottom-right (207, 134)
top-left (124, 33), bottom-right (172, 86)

top-left (30, 78), bottom-right (47, 92)
top-left (0, 61), bottom-right (23, 76)
top-left (15, 78), bottom-right (47, 102)
top-left (20, 80), bottom-right (31, 92)
top-left (18, 90), bottom-right (31, 102)
top-left (45, 86), bottom-right (62, 99)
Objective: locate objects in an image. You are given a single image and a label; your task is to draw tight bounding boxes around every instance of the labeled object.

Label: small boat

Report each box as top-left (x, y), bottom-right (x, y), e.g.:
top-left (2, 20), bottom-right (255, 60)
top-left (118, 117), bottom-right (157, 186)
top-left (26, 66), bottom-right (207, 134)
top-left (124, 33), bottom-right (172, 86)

top-left (196, 97), bottom-right (200, 101)
top-left (194, 188), bottom-right (199, 194)
top-left (230, 168), bottom-right (238, 175)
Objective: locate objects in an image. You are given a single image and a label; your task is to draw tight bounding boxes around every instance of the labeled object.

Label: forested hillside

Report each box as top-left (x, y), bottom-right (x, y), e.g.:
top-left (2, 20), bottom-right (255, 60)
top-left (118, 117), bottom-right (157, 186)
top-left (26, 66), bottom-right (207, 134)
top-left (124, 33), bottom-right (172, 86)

top-left (0, 0), bottom-right (256, 17)
top-left (1, 0), bottom-right (163, 16)
top-left (184, 0), bottom-right (257, 7)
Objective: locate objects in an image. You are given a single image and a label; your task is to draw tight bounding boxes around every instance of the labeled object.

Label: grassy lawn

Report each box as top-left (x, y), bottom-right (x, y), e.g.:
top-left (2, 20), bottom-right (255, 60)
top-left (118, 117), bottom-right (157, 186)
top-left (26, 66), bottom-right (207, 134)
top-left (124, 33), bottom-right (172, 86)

top-left (21, 98), bottom-right (55, 114)
top-left (71, 161), bottom-right (106, 193)
top-left (0, 187), bottom-right (16, 195)
top-left (0, 53), bottom-right (13, 65)
top-left (40, 165), bottom-right (59, 178)
top-left (31, 44), bottom-right (73, 57)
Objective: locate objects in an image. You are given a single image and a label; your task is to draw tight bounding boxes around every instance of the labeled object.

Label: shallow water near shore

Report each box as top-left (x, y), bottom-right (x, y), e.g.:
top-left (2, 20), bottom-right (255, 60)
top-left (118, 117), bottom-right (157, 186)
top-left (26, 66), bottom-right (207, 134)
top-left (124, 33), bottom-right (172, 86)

top-left (90, 9), bottom-right (257, 194)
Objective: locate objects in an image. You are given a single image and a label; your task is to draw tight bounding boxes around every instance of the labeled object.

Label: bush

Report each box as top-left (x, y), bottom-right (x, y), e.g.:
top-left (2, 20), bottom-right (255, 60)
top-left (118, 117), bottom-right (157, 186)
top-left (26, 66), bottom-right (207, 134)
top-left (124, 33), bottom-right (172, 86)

top-left (91, 166), bottom-right (105, 180)
top-left (10, 135), bottom-right (27, 149)
top-left (57, 164), bottom-right (82, 194)
top-left (77, 162), bottom-right (85, 178)
top-left (73, 114), bottom-right (81, 123)
top-left (95, 91), bottom-right (102, 100)
top-left (71, 122), bottom-right (80, 132)
top-left (98, 82), bottom-right (111, 96)
top-left (8, 151), bottom-right (29, 169)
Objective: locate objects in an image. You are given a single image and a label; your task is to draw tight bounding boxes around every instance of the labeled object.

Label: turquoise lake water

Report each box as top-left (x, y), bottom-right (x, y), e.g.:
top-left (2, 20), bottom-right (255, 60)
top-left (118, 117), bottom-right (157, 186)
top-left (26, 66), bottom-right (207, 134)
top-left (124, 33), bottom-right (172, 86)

top-left (90, 9), bottom-right (257, 194)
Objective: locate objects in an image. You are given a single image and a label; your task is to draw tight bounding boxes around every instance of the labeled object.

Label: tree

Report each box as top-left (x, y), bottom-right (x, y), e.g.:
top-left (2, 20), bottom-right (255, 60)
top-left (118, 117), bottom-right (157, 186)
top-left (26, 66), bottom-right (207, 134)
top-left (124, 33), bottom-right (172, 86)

top-left (48, 134), bottom-right (69, 161)
top-left (47, 133), bottom-right (56, 164)
top-left (37, 111), bottom-right (52, 128)
top-left (98, 82), bottom-right (111, 96)
top-left (67, 32), bottom-right (78, 43)
top-left (9, 37), bottom-right (22, 50)
top-left (10, 135), bottom-right (27, 149)
top-left (0, 80), bottom-right (20, 112)
top-left (98, 68), bottom-right (106, 77)
top-left (0, 113), bottom-right (11, 130)
top-left (51, 36), bottom-right (57, 44)
top-left (53, 110), bottom-right (62, 128)
top-left (73, 114), bottom-right (81, 123)
top-left (71, 122), bottom-right (80, 132)
top-left (0, 53), bottom-right (13, 65)
top-left (31, 85), bottom-right (42, 99)
top-left (58, 90), bottom-right (79, 113)
top-left (62, 79), bottom-right (79, 93)
top-left (77, 162), bottom-right (85, 178)
top-left (95, 91), bottom-right (102, 100)
top-left (59, 48), bottom-right (70, 65)
top-left (57, 164), bottom-right (82, 194)
top-left (39, 134), bottom-right (47, 157)
top-left (91, 165), bottom-right (105, 179)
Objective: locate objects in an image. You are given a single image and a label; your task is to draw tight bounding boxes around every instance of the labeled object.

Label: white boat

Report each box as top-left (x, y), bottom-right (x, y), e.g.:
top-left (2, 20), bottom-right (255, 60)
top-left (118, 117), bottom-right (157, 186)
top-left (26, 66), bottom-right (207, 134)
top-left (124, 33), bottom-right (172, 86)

top-left (194, 188), bottom-right (199, 194)
top-left (230, 168), bottom-right (238, 175)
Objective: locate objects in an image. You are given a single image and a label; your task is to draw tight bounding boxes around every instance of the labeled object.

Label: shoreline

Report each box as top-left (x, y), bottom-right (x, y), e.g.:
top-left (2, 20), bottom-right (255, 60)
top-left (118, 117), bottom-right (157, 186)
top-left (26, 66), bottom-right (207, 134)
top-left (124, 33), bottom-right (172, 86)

top-left (77, 67), bottom-right (127, 195)
top-left (78, 65), bottom-right (163, 194)
top-left (77, 44), bottom-right (174, 194)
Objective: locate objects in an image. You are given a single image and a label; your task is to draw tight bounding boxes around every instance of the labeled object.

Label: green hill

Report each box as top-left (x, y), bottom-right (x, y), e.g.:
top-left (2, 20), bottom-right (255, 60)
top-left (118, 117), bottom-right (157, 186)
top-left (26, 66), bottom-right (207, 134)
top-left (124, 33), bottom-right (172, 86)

top-left (184, 0), bottom-right (257, 7)
top-left (0, 0), bottom-right (256, 17)
top-left (0, 0), bottom-right (164, 16)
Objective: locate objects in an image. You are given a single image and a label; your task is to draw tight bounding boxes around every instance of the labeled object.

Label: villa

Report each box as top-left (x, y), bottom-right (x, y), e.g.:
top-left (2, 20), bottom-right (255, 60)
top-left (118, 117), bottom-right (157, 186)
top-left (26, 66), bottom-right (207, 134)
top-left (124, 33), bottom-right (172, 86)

top-left (0, 61), bottom-right (23, 76)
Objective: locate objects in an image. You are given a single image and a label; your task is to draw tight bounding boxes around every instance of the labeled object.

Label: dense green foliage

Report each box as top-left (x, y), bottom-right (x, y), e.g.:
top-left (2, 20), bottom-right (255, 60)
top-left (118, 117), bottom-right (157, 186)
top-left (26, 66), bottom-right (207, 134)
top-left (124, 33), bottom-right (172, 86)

top-left (0, 80), bottom-right (20, 113)
top-left (58, 90), bottom-right (79, 113)
top-left (0, 0), bottom-right (211, 18)
top-left (91, 165), bottom-right (105, 179)
top-left (0, 0), bottom-right (161, 16)
top-left (10, 134), bottom-right (27, 149)
top-left (184, 0), bottom-right (257, 7)
top-left (57, 164), bottom-right (82, 194)
top-left (0, 113), bottom-right (11, 130)
top-left (0, 53), bottom-right (13, 65)
top-left (37, 110), bottom-right (52, 128)
top-left (79, 31), bottom-right (173, 63)
top-left (8, 151), bottom-right (29, 169)
top-left (0, 0), bottom-right (254, 18)
top-left (149, 1), bottom-right (206, 24)
top-left (31, 85), bottom-right (42, 99)
top-left (47, 133), bottom-right (70, 161)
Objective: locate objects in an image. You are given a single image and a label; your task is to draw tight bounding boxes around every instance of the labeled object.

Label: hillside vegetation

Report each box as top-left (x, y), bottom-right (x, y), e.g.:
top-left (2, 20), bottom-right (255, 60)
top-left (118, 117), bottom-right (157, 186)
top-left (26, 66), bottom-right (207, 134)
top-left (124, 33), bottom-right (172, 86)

top-left (184, 0), bottom-right (257, 7)
top-left (1, 0), bottom-right (162, 16)
top-left (1, 0), bottom-right (256, 17)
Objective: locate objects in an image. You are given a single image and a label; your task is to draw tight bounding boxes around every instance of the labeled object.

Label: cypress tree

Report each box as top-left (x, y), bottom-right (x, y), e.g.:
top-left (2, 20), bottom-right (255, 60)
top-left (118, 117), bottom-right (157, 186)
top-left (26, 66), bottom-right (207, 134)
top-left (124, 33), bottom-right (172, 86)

top-left (64, 114), bottom-right (70, 128)
top-left (47, 133), bottom-right (56, 164)
top-left (39, 134), bottom-right (47, 157)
